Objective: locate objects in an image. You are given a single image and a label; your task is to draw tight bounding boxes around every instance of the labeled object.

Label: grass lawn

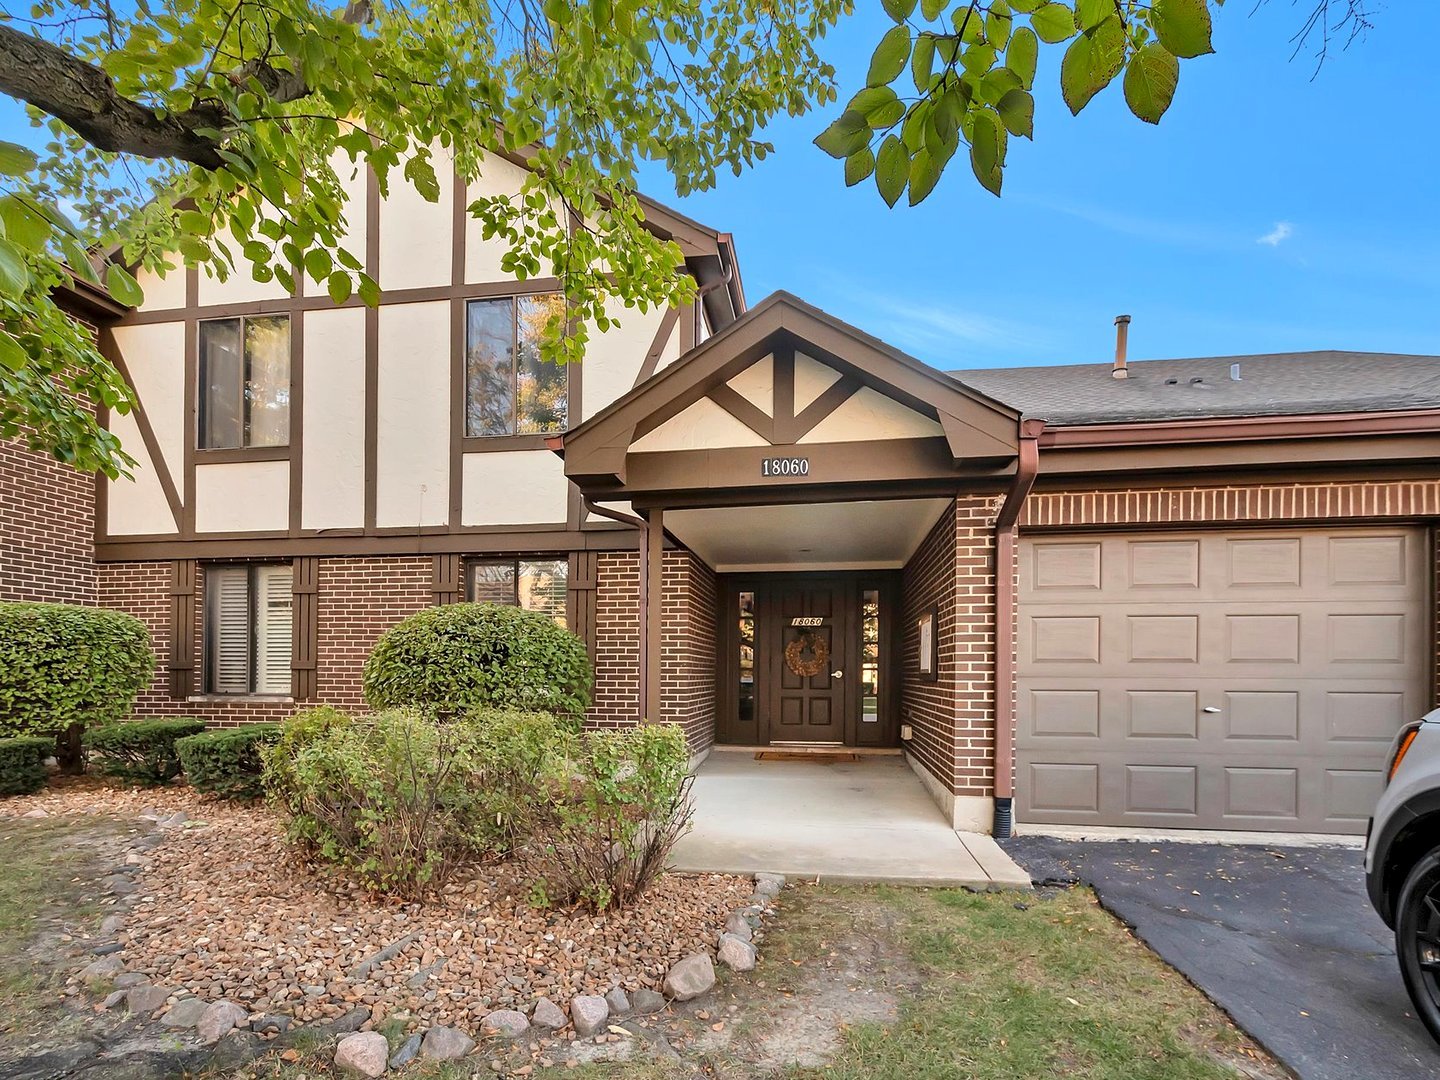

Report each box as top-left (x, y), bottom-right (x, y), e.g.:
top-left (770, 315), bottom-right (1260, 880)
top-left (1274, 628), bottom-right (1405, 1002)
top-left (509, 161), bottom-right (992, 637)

top-left (0, 815), bottom-right (112, 1042)
top-left (546, 884), bottom-right (1274, 1080)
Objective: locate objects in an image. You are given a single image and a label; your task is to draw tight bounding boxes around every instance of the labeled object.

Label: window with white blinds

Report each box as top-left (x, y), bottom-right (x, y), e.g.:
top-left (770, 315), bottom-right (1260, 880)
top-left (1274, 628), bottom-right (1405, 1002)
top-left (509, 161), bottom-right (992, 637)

top-left (466, 558), bottom-right (568, 627)
top-left (205, 564), bottom-right (293, 695)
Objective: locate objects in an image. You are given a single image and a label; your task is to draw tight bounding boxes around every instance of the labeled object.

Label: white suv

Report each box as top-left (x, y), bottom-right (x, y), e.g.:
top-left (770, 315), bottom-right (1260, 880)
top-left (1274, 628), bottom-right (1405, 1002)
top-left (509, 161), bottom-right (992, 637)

top-left (1366, 709), bottom-right (1440, 1044)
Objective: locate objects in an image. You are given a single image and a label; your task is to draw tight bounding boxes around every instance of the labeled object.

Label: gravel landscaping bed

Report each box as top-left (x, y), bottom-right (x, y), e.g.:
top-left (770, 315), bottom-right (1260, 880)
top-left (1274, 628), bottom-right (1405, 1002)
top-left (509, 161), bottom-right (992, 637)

top-left (1, 780), bottom-right (752, 1039)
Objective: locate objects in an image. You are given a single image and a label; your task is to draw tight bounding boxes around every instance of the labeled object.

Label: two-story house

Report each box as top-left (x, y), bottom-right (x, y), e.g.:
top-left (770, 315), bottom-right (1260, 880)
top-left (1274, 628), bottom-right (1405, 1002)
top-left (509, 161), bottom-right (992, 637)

top-left (6, 151), bottom-right (1440, 837)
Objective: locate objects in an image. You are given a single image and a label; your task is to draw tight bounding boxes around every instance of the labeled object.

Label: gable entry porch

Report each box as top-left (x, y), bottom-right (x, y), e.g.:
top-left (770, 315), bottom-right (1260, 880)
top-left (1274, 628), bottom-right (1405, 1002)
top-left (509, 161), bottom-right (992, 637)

top-left (554, 294), bottom-right (1039, 883)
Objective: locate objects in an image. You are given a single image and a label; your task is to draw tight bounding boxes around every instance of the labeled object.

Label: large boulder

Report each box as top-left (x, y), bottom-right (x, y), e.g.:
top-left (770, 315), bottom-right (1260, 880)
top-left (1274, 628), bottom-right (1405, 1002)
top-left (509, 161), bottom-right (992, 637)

top-left (570, 995), bottom-right (609, 1038)
top-left (196, 1000), bottom-right (249, 1045)
top-left (717, 933), bottom-right (758, 972)
top-left (420, 1025), bottom-right (475, 1061)
top-left (531, 997), bottom-right (568, 1030)
top-left (334, 1031), bottom-right (389, 1078)
top-left (662, 953), bottom-right (716, 1002)
top-left (480, 1009), bottom-right (529, 1039)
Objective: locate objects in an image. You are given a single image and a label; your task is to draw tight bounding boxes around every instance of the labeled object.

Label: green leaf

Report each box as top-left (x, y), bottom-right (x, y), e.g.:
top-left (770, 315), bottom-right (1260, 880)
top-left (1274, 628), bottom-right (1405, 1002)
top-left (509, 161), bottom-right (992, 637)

top-left (1151, 0), bottom-right (1214, 59)
top-left (1074, 0), bottom-right (1111, 31)
top-left (104, 264), bottom-right (145, 307)
top-left (969, 108), bottom-right (1005, 195)
top-left (0, 196), bottom-right (52, 253)
top-left (996, 88), bottom-right (1035, 138)
top-left (921, 0), bottom-right (946, 20)
top-left (1007, 27), bottom-right (1039, 89)
top-left (57, 232), bottom-right (99, 284)
top-left (868, 25), bottom-right (912, 87)
top-left (980, 67), bottom-right (1022, 105)
top-left (1123, 42), bottom-right (1181, 124)
top-left (986, 3), bottom-right (1012, 50)
top-left (304, 247), bottom-right (333, 283)
top-left (875, 135), bottom-right (908, 208)
top-left (0, 330), bottom-right (26, 371)
top-left (1060, 16), bottom-right (1126, 115)
top-left (357, 273), bottom-right (381, 307)
top-left (850, 85), bottom-right (899, 119)
top-left (882, 0), bottom-right (918, 23)
top-left (907, 147), bottom-right (942, 206)
top-left (0, 140), bottom-right (37, 177)
top-left (1030, 2), bottom-right (1078, 44)
top-left (327, 272), bottom-right (354, 305)
top-left (844, 145), bottom-right (876, 187)
top-left (814, 111), bottom-right (871, 159)
top-left (911, 33), bottom-right (937, 91)
top-left (0, 239), bottom-right (30, 295)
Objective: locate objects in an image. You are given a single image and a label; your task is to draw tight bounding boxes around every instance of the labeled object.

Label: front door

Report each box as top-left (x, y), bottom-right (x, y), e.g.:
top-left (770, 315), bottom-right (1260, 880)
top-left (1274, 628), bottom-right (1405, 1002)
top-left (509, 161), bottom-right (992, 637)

top-left (764, 578), bottom-right (850, 744)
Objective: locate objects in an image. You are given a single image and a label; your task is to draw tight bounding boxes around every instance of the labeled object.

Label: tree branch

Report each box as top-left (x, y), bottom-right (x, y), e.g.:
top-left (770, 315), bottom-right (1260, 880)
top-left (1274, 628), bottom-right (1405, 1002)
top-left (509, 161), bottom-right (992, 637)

top-left (0, 25), bottom-right (229, 167)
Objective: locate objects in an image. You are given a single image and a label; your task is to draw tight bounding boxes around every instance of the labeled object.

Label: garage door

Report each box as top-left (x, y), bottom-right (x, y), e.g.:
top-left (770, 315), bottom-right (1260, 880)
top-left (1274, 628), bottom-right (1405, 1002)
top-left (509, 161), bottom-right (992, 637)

top-left (1018, 527), bottom-right (1432, 833)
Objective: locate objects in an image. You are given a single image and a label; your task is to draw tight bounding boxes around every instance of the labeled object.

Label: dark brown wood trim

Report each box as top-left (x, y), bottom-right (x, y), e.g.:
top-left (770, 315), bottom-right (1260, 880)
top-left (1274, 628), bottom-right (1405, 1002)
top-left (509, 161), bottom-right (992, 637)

top-left (707, 384), bottom-right (773, 443)
top-left (772, 343), bottom-right (795, 438)
top-left (182, 268), bottom-right (198, 537)
top-left (633, 305), bottom-right (682, 388)
top-left (167, 559), bottom-right (197, 698)
top-left (96, 526), bottom-right (648, 562)
top-left (288, 311), bottom-right (304, 532)
top-left (194, 445), bottom-right (289, 464)
top-left (787, 374), bottom-right (861, 444)
top-left (460, 433), bottom-right (554, 453)
top-left (363, 163), bottom-right (381, 531)
top-left (1040, 408), bottom-right (1440, 448)
top-left (642, 508), bottom-right (665, 722)
top-left (565, 549), bottom-right (599, 651)
top-left (679, 301), bottom-right (696, 354)
top-left (102, 328), bottom-right (183, 527)
top-left (291, 555), bottom-right (319, 700)
top-left (114, 277), bottom-right (570, 326)
top-left (1038, 432), bottom-right (1440, 478)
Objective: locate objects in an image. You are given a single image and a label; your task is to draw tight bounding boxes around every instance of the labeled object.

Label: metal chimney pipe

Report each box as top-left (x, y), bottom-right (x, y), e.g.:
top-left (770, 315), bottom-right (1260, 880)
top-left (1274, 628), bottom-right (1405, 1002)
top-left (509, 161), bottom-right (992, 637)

top-left (1112, 314), bottom-right (1132, 379)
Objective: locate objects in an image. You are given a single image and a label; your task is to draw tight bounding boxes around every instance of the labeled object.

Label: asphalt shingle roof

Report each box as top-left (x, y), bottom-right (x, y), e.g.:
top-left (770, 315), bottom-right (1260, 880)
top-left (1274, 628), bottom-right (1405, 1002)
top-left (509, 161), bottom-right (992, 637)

top-left (949, 351), bottom-right (1440, 426)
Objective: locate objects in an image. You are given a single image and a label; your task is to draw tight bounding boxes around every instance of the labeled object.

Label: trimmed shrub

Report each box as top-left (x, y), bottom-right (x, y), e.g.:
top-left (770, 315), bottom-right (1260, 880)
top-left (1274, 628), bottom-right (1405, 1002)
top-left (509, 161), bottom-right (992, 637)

top-left (176, 725), bottom-right (281, 800)
top-left (263, 706), bottom-right (354, 815)
top-left (519, 724), bottom-right (694, 912)
top-left (0, 736), bottom-right (53, 796)
top-left (468, 708), bottom-right (573, 853)
top-left (0, 602), bottom-right (154, 768)
top-left (270, 709), bottom-right (492, 897)
top-left (83, 718), bottom-right (206, 786)
top-left (362, 603), bottom-right (592, 720)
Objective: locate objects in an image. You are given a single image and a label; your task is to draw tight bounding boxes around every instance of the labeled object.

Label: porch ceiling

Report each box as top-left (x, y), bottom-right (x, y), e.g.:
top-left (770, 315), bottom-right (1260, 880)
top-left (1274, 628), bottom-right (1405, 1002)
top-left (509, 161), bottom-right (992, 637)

top-left (666, 497), bottom-right (951, 572)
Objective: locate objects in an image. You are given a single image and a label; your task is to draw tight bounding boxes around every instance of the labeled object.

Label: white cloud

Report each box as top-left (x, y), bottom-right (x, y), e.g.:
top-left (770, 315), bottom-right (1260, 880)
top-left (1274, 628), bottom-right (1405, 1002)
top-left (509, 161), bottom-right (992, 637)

top-left (1257, 221), bottom-right (1294, 247)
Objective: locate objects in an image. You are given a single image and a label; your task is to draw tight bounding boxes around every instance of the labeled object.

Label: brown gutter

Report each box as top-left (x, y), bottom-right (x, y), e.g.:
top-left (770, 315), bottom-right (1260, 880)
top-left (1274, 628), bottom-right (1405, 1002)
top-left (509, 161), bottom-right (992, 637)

top-left (1041, 409), bottom-right (1440, 448)
top-left (992, 418), bottom-right (1044, 836)
top-left (581, 496), bottom-right (663, 726)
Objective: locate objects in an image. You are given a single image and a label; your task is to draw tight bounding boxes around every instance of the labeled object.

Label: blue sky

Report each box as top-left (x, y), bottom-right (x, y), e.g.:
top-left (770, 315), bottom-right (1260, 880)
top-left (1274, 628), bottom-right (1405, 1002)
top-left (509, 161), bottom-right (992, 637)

top-left (4, 5), bottom-right (1434, 371)
top-left (639, 3), bottom-right (1440, 371)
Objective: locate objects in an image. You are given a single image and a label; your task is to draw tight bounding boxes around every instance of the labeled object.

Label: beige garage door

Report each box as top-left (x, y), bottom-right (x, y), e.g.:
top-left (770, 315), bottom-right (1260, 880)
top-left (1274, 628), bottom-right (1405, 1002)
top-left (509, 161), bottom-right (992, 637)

top-left (1018, 527), bottom-right (1432, 834)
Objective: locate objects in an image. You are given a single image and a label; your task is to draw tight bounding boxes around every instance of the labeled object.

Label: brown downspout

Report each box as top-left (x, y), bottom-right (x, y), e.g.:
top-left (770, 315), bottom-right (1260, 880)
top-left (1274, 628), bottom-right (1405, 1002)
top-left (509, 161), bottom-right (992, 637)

top-left (992, 418), bottom-right (1044, 837)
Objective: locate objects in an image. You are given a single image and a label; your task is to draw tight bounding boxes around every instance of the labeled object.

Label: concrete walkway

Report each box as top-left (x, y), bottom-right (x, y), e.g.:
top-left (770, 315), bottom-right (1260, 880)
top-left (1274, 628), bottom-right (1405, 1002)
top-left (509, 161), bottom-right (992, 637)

top-left (670, 750), bottom-right (1030, 889)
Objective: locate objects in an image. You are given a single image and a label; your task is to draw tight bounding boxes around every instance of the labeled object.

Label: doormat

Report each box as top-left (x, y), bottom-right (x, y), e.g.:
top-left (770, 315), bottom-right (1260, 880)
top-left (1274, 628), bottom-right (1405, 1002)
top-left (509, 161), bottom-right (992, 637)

top-left (754, 751), bottom-right (860, 764)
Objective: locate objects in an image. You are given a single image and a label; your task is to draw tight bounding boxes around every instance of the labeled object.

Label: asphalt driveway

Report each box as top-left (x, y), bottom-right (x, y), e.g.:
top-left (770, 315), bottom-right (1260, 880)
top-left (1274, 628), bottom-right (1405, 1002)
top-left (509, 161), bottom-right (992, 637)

top-left (1003, 836), bottom-right (1440, 1080)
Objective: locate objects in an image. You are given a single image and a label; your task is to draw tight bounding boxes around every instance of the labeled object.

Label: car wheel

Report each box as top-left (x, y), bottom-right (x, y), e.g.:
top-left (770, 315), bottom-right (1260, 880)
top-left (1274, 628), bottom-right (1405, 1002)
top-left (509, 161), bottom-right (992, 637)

top-left (1396, 847), bottom-right (1440, 1044)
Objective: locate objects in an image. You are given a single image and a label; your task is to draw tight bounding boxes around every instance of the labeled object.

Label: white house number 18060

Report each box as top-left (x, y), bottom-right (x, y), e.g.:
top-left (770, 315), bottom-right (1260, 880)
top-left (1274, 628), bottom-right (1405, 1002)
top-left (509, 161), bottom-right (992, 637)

top-left (761, 457), bottom-right (810, 477)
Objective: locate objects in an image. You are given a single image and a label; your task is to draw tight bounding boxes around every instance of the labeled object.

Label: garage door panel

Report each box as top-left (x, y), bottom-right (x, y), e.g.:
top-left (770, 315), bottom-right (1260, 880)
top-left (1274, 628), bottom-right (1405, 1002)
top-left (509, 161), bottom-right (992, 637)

top-left (1018, 526), bottom-right (1428, 834)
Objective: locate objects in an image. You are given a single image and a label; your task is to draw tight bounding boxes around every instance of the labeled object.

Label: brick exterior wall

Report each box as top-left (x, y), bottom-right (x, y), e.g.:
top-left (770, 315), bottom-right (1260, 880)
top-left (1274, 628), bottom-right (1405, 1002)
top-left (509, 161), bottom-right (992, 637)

top-left (899, 497), bottom-right (998, 799)
top-left (0, 440), bottom-right (96, 606)
top-left (661, 549), bottom-right (718, 754)
top-left (591, 551), bottom-right (641, 729)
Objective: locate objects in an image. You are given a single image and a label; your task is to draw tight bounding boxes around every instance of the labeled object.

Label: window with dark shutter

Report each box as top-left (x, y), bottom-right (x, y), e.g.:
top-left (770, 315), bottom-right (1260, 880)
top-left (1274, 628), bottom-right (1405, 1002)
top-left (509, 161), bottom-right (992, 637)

top-left (205, 564), bottom-right (294, 695)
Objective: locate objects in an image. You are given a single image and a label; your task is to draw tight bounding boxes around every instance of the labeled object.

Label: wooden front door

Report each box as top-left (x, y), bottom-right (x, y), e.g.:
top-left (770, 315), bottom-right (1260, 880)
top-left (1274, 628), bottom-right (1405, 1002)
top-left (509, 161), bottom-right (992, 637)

top-left (763, 578), bottom-right (851, 744)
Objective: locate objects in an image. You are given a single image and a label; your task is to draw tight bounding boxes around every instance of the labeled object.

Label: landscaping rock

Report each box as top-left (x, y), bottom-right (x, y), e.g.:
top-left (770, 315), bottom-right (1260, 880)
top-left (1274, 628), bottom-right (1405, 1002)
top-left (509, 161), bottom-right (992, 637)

top-left (21, 808), bottom-right (48, 818)
top-left (604, 988), bottom-right (631, 1016)
top-left (163, 997), bottom-right (209, 1028)
top-left (481, 1009), bottom-right (529, 1039)
top-left (570, 995), bottom-right (609, 1038)
top-left (632, 989), bottom-right (667, 1015)
top-left (112, 972), bottom-right (149, 988)
top-left (531, 997), bottom-right (567, 1030)
top-left (99, 915), bottom-right (126, 936)
top-left (105, 876), bottom-right (138, 897)
top-left (335, 1031), bottom-right (389, 1077)
top-left (124, 984), bottom-right (169, 1015)
top-left (662, 953), bottom-right (715, 1001)
top-left (196, 999), bottom-right (249, 1044)
top-left (388, 1033), bottom-right (422, 1069)
top-left (724, 912), bottom-right (754, 941)
top-left (158, 811), bottom-right (188, 829)
top-left (754, 872), bottom-right (785, 897)
top-left (252, 1015), bottom-right (291, 1035)
top-left (208, 1030), bottom-right (262, 1071)
top-left (91, 941), bottom-right (124, 956)
top-left (101, 990), bottom-right (127, 1010)
top-left (717, 933), bottom-right (758, 972)
top-left (420, 1025), bottom-right (476, 1060)
top-left (331, 1006), bottom-right (372, 1035)
top-left (78, 954), bottom-right (125, 985)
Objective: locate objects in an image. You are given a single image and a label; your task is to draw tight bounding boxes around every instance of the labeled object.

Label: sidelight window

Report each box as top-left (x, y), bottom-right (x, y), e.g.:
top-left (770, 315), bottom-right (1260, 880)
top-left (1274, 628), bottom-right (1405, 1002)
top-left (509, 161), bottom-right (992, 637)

top-left (738, 590), bottom-right (756, 727)
top-left (861, 588), bottom-right (880, 723)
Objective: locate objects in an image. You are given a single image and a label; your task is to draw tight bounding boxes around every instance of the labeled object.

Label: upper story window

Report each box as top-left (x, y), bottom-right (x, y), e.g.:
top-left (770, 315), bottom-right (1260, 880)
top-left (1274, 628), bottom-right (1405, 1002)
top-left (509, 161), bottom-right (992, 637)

top-left (205, 564), bottom-right (293, 695)
top-left (465, 295), bottom-right (568, 437)
top-left (467, 557), bottom-right (568, 627)
top-left (199, 315), bottom-right (290, 449)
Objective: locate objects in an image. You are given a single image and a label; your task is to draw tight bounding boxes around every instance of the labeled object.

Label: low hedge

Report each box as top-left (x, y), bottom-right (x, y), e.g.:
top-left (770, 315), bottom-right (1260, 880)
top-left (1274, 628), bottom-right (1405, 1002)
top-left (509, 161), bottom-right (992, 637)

top-left (0, 736), bottom-right (53, 796)
top-left (176, 725), bottom-right (281, 800)
top-left (83, 718), bottom-right (206, 786)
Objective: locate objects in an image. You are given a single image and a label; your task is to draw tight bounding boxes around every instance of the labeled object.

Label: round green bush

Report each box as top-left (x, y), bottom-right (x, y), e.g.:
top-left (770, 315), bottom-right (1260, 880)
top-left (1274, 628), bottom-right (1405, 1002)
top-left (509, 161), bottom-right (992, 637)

top-left (177, 724), bottom-right (282, 800)
top-left (362, 603), bottom-right (592, 720)
top-left (0, 736), bottom-right (54, 796)
top-left (0, 603), bottom-right (154, 766)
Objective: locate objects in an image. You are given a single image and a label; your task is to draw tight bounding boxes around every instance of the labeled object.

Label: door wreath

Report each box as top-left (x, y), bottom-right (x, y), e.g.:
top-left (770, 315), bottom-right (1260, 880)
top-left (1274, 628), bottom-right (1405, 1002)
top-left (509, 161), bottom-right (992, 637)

top-left (784, 629), bottom-right (830, 678)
